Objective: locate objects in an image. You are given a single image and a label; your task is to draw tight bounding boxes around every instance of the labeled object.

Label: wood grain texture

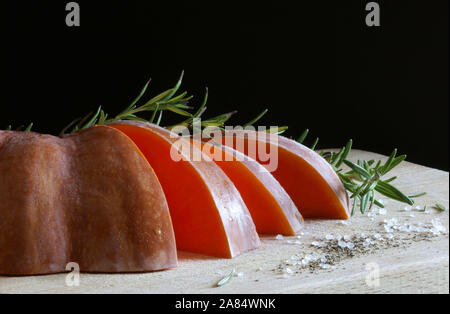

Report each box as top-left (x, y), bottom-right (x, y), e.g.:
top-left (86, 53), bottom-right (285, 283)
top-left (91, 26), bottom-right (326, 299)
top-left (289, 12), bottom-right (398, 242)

top-left (0, 150), bottom-right (448, 294)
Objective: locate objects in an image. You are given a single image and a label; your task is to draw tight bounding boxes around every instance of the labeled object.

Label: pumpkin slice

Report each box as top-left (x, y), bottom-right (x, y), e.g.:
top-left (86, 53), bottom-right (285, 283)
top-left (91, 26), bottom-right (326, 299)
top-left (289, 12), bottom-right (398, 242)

top-left (214, 130), bottom-right (350, 219)
top-left (0, 126), bottom-right (177, 275)
top-left (191, 140), bottom-right (303, 235)
top-left (108, 122), bottom-right (260, 258)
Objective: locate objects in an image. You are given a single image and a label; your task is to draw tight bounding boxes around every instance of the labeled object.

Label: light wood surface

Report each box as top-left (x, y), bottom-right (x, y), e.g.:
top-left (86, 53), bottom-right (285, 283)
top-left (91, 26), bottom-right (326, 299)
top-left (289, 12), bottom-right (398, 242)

top-left (0, 150), bottom-right (448, 294)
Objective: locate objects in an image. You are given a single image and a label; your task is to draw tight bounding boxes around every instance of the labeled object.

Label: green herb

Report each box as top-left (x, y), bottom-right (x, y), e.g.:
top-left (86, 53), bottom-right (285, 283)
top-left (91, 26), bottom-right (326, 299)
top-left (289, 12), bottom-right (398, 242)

top-left (296, 130), bottom-right (424, 215)
top-left (24, 123), bottom-right (33, 132)
top-left (434, 204), bottom-right (446, 211)
top-left (3, 123), bottom-right (34, 132)
top-left (217, 269), bottom-right (235, 287)
top-left (55, 73), bottom-right (425, 216)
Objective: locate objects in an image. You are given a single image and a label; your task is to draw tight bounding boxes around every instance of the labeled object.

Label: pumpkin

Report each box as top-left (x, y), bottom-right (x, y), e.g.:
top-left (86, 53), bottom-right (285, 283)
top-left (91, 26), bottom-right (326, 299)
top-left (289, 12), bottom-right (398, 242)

top-left (0, 126), bottom-right (177, 275)
top-left (192, 140), bottom-right (304, 235)
top-left (109, 122), bottom-right (261, 258)
top-left (212, 130), bottom-right (351, 219)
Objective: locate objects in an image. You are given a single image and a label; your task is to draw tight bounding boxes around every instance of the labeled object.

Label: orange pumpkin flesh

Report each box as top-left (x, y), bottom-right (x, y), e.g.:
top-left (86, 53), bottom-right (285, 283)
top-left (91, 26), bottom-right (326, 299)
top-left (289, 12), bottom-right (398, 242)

top-left (109, 122), bottom-right (260, 258)
top-left (0, 126), bottom-right (177, 275)
top-left (215, 131), bottom-right (350, 219)
top-left (192, 140), bottom-right (303, 235)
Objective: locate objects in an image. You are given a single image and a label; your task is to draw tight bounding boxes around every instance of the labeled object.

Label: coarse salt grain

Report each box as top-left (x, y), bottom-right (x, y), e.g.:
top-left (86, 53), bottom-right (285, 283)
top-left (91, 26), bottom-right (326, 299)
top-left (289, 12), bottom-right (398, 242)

top-left (325, 234), bottom-right (334, 240)
top-left (338, 240), bottom-right (347, 248)
top-left (275, 234), bottom-right (284, 240)
top-left (378, 208), bottom-right (387, 215)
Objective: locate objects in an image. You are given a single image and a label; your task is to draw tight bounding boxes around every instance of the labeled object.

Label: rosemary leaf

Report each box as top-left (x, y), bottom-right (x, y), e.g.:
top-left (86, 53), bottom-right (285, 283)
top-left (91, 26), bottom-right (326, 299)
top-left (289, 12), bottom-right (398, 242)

top-left (408, 192), bottom-right (427, 198)
top-left (297, 129), bottom-right (309, 144)
top-left (217, 269), bottom-right (235, 287)
top-left (375, 180), bottom-right (413, 205)
top-left (310, 137), bottom-right (319, 150)
top-left (243, 109), bottom-right (268, 127)
top-left (343, 160), bottom-right (372, 180)
top-left (24, 123), bottom-right (33, 132)
top-left (127, 78), bottom-right (151, 110)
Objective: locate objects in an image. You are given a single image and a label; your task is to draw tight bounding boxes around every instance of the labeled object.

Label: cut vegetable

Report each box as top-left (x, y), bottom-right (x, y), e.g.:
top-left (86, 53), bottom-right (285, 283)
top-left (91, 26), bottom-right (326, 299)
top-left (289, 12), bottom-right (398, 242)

top-left (109, 122), bottom-right (260, 258)
top-left (214, 130), bottom-right (351, 219)
top-left (0, 126), bottom-right (177, 275)
top-left (192, 140), bottom-right (303, 235)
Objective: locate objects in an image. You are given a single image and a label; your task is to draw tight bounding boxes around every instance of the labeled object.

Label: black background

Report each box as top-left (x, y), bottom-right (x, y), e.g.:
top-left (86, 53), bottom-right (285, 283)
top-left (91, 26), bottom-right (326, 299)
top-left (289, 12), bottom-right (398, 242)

top-left (2, 1), bottom-right (449, 170)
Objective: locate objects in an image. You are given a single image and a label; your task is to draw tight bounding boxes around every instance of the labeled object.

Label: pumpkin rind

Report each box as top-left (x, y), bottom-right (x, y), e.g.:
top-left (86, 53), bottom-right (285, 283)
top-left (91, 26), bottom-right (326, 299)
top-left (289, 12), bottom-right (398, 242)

top-left (0, 126), bottom-right (177, 275)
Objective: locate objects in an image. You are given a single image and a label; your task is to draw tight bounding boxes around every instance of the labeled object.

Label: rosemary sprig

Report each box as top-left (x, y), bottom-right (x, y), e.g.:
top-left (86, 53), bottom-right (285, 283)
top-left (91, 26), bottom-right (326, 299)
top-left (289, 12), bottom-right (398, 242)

top-left (297, 130), bottom-right (424, 215)
top-left (63, 72), bottom-right (195, 134)
top-left (57, 74), bottom-right (424, 216)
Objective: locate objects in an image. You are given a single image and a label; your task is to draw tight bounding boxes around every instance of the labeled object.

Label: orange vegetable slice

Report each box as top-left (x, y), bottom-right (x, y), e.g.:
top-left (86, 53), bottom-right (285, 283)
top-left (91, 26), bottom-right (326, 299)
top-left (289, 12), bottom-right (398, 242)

top-left (108, 122), bottom-right (260, 258)
top-left (192, 140), bottom-right (303, 235)
top-left (214, 130), bottom-right (350, 219)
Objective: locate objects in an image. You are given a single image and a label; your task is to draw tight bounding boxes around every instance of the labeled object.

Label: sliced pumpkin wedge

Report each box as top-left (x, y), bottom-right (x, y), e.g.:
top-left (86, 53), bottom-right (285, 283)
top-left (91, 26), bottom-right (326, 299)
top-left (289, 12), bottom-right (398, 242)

top-left (108, 122), bottom-right (260, 258)
top-left (214, 130), bottom-right (350, 219)
top-left (192, 140), bottom-right (303, 235)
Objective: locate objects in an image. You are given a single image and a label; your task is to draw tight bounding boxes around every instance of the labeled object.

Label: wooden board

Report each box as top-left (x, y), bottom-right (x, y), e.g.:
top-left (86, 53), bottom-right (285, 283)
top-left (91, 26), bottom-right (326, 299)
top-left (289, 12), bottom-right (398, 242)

top-left (0, 150), bottom-right (448, 294)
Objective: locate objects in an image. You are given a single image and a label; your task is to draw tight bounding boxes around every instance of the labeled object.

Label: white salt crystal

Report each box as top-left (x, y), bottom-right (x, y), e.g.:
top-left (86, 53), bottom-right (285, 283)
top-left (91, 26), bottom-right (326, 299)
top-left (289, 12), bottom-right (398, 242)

top-left (320, 256), bottom-right (328, 263)
top-left (374, 233), bottom-right (382, 240)
top-left (431, 219), bottom-right (447, 234)
top-left (237, 272), bottom-right (244, 277)
top-left (414, 205), bottom-right (424, 211)
top-left (275, 234), bottom-right (284, 240)
top-left (403, 205), bottom-right (412, 212)
top-left (285, 268), bottom-right (293, 275)
top-left (320, 264), bottom-right (332, 269)
top-left (338, 240), bottom-right (347, 248)
top-left (378, 208), bottom-right (387, 215)
top-left (325, 234), bottom-right (334, 240)
top-left (343, 235), bottom-right (351, 241)
top-left (346, 242), bottom-right (355, 249)
top-left (311, 241), bottom-right (323, 247)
